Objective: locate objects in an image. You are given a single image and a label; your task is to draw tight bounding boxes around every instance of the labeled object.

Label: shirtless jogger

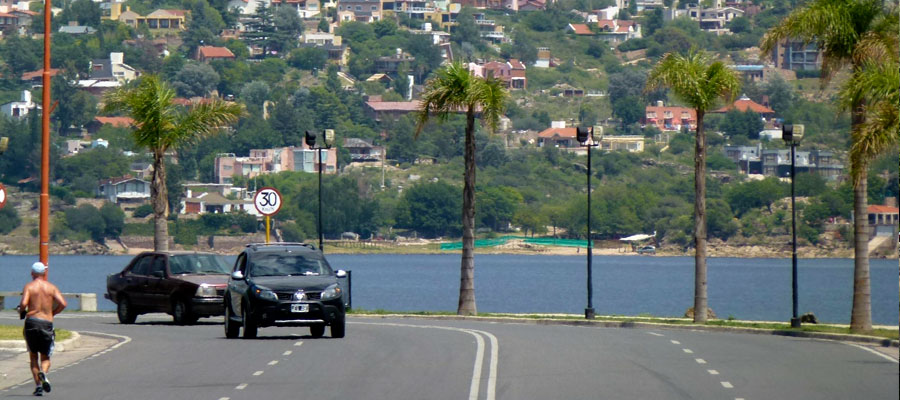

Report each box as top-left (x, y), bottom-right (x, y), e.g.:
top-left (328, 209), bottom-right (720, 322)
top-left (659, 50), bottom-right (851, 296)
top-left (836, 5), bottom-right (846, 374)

top-left (17, 262), bottom-right (67, 397)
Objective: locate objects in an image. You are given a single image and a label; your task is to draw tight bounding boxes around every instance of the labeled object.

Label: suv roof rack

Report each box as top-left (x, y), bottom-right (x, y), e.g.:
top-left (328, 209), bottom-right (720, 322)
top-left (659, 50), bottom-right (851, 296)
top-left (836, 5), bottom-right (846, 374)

top-left (245, 242), bottom-right (317, 251)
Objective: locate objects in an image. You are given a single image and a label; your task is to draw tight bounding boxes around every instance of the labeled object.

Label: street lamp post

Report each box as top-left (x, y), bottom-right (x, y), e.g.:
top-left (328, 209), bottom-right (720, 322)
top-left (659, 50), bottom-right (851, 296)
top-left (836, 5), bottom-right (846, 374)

top-left (577, 126), bottom-right (602, 320)
top-left (305, 129), bottom-right (335, 251)
top-left (783, 124), bottom-right (804, 328)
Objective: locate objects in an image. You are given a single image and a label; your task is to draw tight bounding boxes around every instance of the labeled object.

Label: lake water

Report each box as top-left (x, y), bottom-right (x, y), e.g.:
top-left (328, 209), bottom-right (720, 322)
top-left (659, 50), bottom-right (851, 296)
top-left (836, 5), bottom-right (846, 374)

top-left (0, 254), bottom-right (897, 325)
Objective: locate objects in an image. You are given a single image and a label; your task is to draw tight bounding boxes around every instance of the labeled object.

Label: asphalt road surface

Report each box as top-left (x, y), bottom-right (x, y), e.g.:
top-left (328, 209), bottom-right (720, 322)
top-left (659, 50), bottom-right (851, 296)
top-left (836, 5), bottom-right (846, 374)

top-left (1, 312), bottom-right (897, 399)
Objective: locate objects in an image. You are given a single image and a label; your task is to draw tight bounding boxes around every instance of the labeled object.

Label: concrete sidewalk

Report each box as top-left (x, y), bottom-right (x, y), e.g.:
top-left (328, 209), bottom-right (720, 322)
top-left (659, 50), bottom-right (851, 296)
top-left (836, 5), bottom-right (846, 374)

top-left (0, 332), bottom-right (121, 392)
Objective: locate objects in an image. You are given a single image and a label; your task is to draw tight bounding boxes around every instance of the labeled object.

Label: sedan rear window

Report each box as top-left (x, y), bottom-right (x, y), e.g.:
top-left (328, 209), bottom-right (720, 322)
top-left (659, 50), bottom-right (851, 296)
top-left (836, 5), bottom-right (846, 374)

top-left (170, 254), bottom-right (231, 275)
top-left (249, 254), bottom-right (333, 277)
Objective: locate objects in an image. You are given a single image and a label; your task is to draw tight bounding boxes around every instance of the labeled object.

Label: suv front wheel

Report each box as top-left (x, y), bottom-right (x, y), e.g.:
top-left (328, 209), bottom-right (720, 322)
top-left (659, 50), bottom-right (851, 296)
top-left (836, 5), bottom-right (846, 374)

top-left (331, 316), bottom-right (346, 338)
top-left (242, 303), bottom-right (258, 339)
top-left (224, 300), bottom-right (239, 338)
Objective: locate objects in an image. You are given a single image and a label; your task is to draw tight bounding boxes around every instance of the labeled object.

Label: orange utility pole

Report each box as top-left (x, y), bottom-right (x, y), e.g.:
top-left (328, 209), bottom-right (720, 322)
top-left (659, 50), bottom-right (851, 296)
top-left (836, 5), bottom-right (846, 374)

top-left (39, 0), bottom-right (52, 270)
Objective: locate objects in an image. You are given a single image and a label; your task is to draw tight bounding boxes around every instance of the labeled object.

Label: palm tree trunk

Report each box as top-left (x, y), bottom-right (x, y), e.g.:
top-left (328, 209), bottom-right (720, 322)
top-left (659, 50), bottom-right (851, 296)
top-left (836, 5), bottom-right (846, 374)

top-left (458, 109), bottom-right (477, 316)
top-left (850, 98), bottom-right (872, 332)
top-left (693, 112), bottom-right (708, 323)
top-left (151, 151), bottom-right (169, 252)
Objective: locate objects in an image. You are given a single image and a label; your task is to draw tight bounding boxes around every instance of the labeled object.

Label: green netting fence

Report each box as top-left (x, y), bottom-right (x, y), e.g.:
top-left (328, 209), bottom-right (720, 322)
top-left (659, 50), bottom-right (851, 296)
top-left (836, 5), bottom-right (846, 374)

top-left (439, 236), bottom-right (589, 250)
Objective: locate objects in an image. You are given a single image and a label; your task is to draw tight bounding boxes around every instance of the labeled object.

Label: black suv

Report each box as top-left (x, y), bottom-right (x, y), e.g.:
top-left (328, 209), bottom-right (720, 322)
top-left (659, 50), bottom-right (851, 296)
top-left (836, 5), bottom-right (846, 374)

top-left (224, 243), bottom-right (347, 339)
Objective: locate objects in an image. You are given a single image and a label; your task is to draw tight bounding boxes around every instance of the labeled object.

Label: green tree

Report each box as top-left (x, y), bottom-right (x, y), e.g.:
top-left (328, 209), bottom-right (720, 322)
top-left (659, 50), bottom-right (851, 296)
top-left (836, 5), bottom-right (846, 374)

top-left (477, 186), bottom-right (523, 231)
top-left (0, 207), bottom-right (22, 235)
top-left (288, 47), bottom-right (328, 71)
top-left (646, 49), bottom-right (740, 323)
top-left (103, 75), bottom-right (243, 251)
top-left (172, 62), bottom-right (221, 98)
top-left (242, 3), bottom-right (277, 56)
top-left (761, 0), bottom-right (888, 333)
top-left (60, 0), bottom-right (101, 27)
top-left (273, 5), bottom-right (304, 53)
top-left (396, 181), bottom-right (462, 237)
top-left (416, 62), bottom-right (508, 316)
top-left (100, 202), bottom-right (125, 238)
top-left (181, 0), bottom-right (226, 54)
top-left (65, 204), bottom-right (106, 242)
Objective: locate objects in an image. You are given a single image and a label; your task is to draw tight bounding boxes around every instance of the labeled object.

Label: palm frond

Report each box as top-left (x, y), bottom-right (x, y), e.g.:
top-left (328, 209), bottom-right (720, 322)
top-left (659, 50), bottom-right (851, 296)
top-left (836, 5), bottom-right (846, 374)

top-left (472, 76), bottom-right (507, 133)
top-left (168, 100), bottom-right (244, 151)
top-left (646, 49), bottom-right (739, 113)
top-left (416, 62), bottom-right (473, 136)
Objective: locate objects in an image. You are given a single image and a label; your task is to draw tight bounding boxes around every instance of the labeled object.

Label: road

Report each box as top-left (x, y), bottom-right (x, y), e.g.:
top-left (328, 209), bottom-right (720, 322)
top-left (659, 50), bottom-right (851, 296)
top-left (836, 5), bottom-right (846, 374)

top-left (1, 312), bottom-right (897, 399)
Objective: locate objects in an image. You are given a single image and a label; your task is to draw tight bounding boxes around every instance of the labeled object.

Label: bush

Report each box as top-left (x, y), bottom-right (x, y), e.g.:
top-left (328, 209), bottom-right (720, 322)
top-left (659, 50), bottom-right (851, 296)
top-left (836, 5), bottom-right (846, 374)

top-left (280, 221), bottom-right (306, 242)
top-left (232, 212), bottom-right (258, 233)
top-left (132, 204), bottom-right (153, 218)
top-left (0, 207), bottom-right (22, 235)
top-left (64, 204), bottom-right (106, 242)
top-left (100, 202), bottom-right (125, 239)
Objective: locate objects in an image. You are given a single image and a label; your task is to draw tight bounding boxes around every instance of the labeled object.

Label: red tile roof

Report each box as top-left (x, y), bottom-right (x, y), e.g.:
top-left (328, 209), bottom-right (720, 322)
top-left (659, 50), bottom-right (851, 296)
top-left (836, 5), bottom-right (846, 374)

top-left (198, 46), bottom-right (235, 59)
top-left (94, 116), bottom-right (135, 127)
top-left (21, 69), bottom-right (61, 81)
top-left (714, 96), bottom-right (775, 114)
top-left (366, 100), bottom-right (423, 112)
top-left (538, 127), bottom-right (577, 138)
top-left (868, 205), bottom-right (899, 214)
top-left (568, 23), bottom-right (593, 35)
top-left (509, 59), bottom-right (526, 70)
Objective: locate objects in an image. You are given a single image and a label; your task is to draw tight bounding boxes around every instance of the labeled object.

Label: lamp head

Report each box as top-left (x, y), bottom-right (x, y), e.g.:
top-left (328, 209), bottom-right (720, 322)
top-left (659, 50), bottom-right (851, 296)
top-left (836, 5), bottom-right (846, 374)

top-left (324, 129), bottom-right (335, 147)
top-left (782, 124), bottom-right (804, 145)
top-left (576, 127), bottom-right (591, 144)
top-left (304, 130), bottom-right (317, 147)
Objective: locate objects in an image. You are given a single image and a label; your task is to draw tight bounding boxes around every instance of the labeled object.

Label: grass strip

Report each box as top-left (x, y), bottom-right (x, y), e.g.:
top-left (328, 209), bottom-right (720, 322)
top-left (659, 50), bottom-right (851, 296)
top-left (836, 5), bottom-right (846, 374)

top-left (346, 309), bottom-right (899, 340)
top-left (0, 324), bottom-right (73, 341)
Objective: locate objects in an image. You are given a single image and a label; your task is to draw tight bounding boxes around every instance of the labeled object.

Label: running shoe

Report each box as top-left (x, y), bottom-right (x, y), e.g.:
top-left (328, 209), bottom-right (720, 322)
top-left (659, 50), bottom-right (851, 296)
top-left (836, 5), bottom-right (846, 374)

top-left (33, 386), bottom-right (43, 396)
top-left (38, 372), bottom-right (50, 392)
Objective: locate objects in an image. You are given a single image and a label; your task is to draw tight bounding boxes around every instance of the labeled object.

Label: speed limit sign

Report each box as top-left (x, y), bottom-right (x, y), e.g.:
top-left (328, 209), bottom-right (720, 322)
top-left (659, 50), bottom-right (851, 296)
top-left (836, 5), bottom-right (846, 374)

top-left (254, 187), bottom-right (282, 216)
top-left (0, 183), bottom-right (7, 210)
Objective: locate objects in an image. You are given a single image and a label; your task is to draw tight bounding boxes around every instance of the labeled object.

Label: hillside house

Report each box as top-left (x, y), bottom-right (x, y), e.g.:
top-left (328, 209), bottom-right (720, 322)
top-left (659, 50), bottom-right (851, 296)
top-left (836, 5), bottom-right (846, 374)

top-left (343, 138), bottom-right (384, 163)
top-left (711, 94), bottom-right (776, 121)
top-left (0, 90), bottom-right (38, 119)
top-left (643, 101), bottom-right (696, 132)
top-left (337, 0), bottom-right (382, 22)
top-left (271, 0), bottom-right (321, 18)
top-left (537, 122), bottom-right (578, 149)
top-left (196, 46), bottom-right (235, 63)
top-left (97, 175), bottom-right (150, 208)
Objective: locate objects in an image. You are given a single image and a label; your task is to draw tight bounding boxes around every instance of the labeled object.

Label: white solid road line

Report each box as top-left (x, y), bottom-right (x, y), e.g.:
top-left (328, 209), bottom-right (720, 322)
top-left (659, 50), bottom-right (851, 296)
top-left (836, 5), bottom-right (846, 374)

top-left (351, 321), bottom-right (499, 400)
top-left (695, 358), bottom-right (706, 364)
top-left (845, 343), bottom-right (899, 364)
top-left (721, 381), bottom-right (733, 389)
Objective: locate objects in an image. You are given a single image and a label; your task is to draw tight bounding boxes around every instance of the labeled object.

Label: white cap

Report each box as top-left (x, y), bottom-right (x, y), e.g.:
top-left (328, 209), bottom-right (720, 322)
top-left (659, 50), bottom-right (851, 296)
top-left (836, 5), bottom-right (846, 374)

top-left (31, 262), bottom-right (47, 274)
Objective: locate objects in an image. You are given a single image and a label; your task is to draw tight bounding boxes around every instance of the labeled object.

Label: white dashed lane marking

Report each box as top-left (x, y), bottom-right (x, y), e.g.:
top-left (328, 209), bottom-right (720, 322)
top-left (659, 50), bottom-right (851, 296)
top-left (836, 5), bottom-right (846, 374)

top-left (695, 358), bottom-right (706, 364)
top-left (268, 360), bottom-right (279, 366)
top-left (235, 384), bottom-right (247, 390)
top-left (670, 340), bottom-right (681, 345)
top-left (721, 381), bottom-right (733, 389)
top-left (283, 350), bottom-right (292, 356)
top-left (682, 348), bottom-right (694, 354)
top-left (294, 341), bottom-right (304, 347)
top-left (647, 332), bottom-right (664, 337)
top-left (218, 397), bottom-right (230, 400)
top-left (707, 370), bottom-right (719, 375)
top-left (253, 371), bottom-right (264, 376)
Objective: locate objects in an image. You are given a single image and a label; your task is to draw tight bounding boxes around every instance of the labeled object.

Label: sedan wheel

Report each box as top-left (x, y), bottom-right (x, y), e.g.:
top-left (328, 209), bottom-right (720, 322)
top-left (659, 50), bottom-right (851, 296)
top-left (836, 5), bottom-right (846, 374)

top-left (241, 304), bottom-right (257, 339)
top-left (173, 300), bottom-right (197, 325)
top-left (117, 297), bottom-right (136, 324)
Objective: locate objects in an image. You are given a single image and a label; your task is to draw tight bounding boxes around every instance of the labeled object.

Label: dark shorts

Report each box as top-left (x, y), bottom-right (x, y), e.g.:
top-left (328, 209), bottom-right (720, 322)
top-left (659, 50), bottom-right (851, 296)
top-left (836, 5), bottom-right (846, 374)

top-left (23, 317), bottom-right (55, 356)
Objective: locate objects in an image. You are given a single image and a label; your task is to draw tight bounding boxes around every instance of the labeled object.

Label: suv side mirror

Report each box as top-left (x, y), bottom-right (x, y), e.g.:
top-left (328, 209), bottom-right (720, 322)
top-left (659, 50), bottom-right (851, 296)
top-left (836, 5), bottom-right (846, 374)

top-left (335, 270), bottom-right (347, 278)
top-left (231, 270), bottom-right (245, 280)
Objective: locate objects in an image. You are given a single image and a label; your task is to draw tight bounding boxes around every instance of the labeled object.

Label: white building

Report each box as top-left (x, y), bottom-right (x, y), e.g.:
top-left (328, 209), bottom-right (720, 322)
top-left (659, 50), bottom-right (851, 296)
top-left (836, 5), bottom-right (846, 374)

top-left (0, 90), bottom-right (39, 119)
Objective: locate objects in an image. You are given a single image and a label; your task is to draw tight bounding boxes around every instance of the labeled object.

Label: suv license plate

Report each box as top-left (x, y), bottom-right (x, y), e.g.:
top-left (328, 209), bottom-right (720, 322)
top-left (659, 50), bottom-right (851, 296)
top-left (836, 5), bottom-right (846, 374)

top-left (291, 304), bottom-right (309, 313)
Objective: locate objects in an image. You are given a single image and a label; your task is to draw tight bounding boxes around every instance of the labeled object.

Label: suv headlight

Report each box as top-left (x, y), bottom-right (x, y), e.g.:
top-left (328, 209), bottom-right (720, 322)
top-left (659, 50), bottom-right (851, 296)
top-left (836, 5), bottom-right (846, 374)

top-left (321, 284), bottom-right (342, 301)
top-left (195, 284), bottom-right (218, 297)
top-left (254, 287), bottom-right (279, 302)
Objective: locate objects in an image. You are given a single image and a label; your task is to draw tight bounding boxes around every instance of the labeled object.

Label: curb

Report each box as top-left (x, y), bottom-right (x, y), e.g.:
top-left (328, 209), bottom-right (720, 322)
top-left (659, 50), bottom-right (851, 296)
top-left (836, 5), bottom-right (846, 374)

top-left (0, 331), bottom-right (82, 352)
top-left (353, 314), bottom-right (900, 348)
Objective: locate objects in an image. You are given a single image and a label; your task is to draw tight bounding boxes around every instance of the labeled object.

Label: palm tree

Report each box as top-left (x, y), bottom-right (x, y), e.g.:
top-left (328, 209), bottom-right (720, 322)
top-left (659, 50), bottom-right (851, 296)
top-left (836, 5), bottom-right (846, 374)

top-left (646, 49), bottom-right (740, 324)
top-left (760, 0), bottom-right (886, 332)
top-left (415, 62), bottom-right (507, 316)
top-left (103, 75), bottom-right (243, 251)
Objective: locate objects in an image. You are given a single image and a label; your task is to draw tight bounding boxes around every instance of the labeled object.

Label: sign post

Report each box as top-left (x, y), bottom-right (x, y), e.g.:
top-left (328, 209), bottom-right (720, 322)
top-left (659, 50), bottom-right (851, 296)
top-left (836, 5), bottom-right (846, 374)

top-left (253, 187), bottom-right (282, 243)
top-left (0, 183), bottom-right (7, 210)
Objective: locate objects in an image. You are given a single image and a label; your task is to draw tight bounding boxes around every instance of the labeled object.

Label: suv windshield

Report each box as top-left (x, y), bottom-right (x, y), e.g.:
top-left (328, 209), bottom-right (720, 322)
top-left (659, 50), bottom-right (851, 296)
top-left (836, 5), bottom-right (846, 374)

top-left (248, 253), bottom-right (333, 277)
top-left (170, 254), bottom-right (232, 275)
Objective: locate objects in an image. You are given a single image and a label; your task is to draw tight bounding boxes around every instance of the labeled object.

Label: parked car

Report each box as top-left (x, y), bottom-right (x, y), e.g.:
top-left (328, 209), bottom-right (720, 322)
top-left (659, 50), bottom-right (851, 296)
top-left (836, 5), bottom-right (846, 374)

top-left (224, 243), bottom-right (347, 339)
top-left (636, 245), bottom-right (657, 255)
top-left (106, 252), bottom-right (232, 325)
